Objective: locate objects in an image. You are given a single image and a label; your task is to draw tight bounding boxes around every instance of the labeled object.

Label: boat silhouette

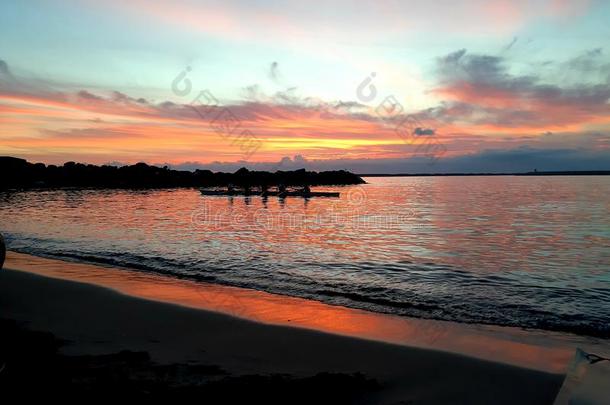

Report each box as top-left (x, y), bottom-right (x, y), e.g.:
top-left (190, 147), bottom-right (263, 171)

top-left (200, 189), bottom-right (340, 198)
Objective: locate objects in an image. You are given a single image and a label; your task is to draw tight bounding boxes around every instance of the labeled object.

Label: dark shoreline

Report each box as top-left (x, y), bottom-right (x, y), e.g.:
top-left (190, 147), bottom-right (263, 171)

top-left (0, 156), bottom-right (365, 190)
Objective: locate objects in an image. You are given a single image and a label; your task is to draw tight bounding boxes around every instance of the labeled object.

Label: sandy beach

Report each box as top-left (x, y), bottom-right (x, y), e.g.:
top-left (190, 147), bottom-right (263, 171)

top-left (0, 251), bottom-right (570, 403)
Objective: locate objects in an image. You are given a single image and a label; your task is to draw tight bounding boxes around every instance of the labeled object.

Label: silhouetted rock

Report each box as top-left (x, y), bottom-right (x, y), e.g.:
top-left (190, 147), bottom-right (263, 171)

top-left (0, 156), bottom-right (365, 190)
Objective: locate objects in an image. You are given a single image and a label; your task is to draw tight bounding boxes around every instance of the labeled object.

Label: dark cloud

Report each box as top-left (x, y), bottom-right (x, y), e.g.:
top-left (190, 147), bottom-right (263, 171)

top-left (276, 155), bottom-right (307, 169)
top-left (273, 86), bottom-right (299, 104)
top-left (112, 91), bottom-right (148, 104)
top-left (333, 101), bottom-right (367, 114)
top-left (438, 49), bottom-right (534, 86)
top-left (0, 58), bottom-right (67, 95)
top-left (0, 58), bottom-right (19, 90)
top-left (564, 48), bottom-right (610, 83)
top-left (503, 37), bottom-right (518, 52)
top-left (434, 49), bottom-right (610, 127)
top-left (567, 48), bottom-right (604, 72)
top-left (112, 91), bottom-right (130, 102)
top-left (242, 84), bottom-right (262, 101)
top-left (414, 128), bottom-right (435, 136)
top-left (269, 61), bottom-right (280, 83)
top-left (77, 90), bottom-right (103, 101)
top-left (159, 101), bottom-right (177, 108)
top-left (441, 49), bottom-right (467, 66)
top-left (334, 101), bottom-right (366, 108)
top-left (0, 59), bottom-right (10, 76)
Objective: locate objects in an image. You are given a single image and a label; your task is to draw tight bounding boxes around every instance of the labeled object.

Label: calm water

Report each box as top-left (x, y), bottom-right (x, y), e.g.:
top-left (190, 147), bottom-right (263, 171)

top-left (2, 176), bottom-right (609, 337)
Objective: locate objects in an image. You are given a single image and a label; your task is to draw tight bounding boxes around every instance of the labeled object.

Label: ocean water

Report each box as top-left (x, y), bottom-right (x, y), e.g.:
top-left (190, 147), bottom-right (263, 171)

top-left (1, 176), bottom-right (609, 337)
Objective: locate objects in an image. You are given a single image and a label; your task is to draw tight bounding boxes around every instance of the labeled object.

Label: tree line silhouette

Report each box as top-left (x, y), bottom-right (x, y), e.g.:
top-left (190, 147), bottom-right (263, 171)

top-left (0, 157), bottom-right (365, 190)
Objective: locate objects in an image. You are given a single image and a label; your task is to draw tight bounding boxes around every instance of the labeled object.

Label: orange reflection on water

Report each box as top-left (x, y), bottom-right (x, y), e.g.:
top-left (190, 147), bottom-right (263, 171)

top-left (6, 250), bottom-right (595, 374)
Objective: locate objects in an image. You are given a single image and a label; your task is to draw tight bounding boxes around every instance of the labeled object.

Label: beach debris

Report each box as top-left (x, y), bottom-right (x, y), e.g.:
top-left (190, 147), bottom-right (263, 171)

top-left (553, 348), bottom-right (610, 405)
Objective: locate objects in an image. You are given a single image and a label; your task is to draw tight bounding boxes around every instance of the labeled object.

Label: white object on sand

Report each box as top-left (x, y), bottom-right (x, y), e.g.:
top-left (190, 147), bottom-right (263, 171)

top-left (553, 348), bottom-right (610, 405)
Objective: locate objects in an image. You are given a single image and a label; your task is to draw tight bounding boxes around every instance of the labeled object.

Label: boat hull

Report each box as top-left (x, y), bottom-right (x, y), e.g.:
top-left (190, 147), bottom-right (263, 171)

top-left (200, 190), bottom-right (340, 198)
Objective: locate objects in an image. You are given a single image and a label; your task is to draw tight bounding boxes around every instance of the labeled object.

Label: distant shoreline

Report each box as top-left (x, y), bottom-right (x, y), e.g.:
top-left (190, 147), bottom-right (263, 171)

top-left (359, 170), bottom-right (610, 177)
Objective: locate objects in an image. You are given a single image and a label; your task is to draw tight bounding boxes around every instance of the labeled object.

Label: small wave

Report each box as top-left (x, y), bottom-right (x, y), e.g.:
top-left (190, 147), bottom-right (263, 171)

top-left (6, 235), bottom-right (610, 339)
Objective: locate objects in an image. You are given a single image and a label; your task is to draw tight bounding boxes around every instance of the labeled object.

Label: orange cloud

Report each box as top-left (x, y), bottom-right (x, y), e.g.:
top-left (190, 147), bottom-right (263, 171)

top-left (2, 72), bottom-right (608, 166)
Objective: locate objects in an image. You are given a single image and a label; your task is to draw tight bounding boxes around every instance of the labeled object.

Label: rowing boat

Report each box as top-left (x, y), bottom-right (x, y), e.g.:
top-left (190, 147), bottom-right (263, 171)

top-left (200, 190), bottom-right (340, 198)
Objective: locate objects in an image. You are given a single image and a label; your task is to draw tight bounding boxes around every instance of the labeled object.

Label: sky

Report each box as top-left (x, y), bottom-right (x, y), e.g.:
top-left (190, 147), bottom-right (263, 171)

top-left (1, 0), bottom-right (609, 173)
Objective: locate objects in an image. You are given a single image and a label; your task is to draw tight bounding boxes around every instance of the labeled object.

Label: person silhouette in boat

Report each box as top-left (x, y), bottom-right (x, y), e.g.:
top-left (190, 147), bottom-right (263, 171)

top-left (278, 183), bottom-right (287, 198)
top-left (261, 183), bottom-right (270, 197)
top-left (243, 184), bottom-right (252, 196)
top-left (302, 184), bottom-right (311, 196)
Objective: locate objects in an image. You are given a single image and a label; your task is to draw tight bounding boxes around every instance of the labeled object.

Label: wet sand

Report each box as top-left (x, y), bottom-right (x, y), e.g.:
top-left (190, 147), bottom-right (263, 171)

top-left (0, 251), bottom-right (568, 403)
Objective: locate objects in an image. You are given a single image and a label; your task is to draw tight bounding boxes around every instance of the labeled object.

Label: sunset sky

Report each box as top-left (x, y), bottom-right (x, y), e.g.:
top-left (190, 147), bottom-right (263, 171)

top-left (1, 0), bottom-right (609, 172)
